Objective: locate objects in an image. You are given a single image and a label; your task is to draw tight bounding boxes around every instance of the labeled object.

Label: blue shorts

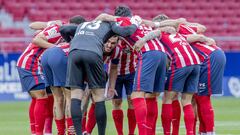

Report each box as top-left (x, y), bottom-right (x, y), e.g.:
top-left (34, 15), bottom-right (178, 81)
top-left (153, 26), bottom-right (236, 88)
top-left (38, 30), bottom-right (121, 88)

top-left (41, 47), bottom-right (68, 87)
top-left (17, 67), bottom-right (45, 92)
top-left (165, 65), bottom-right (200, 93)
top-left (114, 72), bottom-right (135, 99)
top-left (198, 50), bottom-right (226, 96)
top-left (133, 51), bottom-right (167, 93)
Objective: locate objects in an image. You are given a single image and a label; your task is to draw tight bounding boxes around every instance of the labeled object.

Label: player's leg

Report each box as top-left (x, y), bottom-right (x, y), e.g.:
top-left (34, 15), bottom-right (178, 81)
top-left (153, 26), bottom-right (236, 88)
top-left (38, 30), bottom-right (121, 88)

top-left (145, 93), bottom-right (159, 135)
top-left (198, 50), bottom-right (226, 134)
top-left (44, 87), bottom-right (54, 135)
top-left (66, 50), bottom-right (86, 135)
top-left (132, 51), bottom-right (163, 135)
top-left (86, 100), bottom-right (96, 134)
top-left (147, 53), bottom-right (166, 135)
top-left (125, 73), bottom-right (136, 135)
top-left (127, 96), bottom-right (136, 135)
top-left (50, 86), bottom-right (65, 135)
top-left (162, 66), bottom-right (188, 135)
top-left (81, 87), bottom-right (91, 134)
top-left (172, 94), bottom-right (181, 135)
top-left (112, 75), bottom-right (124, 135)
top-left (30, 87), bottom-right (48, 135)
top-left (191, 95), bottom-right (198, 135)
top-left (182, 65), bottom-right (200, 135)
top-left (83, 50), bottom-right (107, 135)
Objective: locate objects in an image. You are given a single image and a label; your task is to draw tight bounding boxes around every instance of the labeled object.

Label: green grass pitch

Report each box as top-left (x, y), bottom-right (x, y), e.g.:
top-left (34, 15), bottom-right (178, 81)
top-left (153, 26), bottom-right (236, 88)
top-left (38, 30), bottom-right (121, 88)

top-left (0, 97), bottom-right (239, 135)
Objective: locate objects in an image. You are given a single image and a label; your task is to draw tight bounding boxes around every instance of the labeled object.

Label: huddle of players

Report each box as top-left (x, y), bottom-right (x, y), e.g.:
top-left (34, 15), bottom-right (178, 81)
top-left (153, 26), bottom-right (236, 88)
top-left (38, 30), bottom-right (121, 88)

top-left (16, 5), bottom-right (226, 135)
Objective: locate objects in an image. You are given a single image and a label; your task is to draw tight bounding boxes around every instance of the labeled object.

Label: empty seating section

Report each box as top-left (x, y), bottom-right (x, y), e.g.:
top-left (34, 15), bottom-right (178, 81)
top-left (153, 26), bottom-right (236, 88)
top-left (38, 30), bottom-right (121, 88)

top-left (0, 0), bottom-right (239, 52)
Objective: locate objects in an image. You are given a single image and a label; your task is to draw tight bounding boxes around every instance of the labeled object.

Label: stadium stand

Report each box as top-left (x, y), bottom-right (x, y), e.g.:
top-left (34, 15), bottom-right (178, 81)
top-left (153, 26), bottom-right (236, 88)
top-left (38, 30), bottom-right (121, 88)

top-left (0, 0), bottom-right (239, 52)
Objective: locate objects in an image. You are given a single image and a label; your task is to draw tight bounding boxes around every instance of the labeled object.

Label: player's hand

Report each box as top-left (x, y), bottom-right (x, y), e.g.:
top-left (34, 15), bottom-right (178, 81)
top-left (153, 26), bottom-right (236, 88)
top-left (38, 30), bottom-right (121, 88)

top-left (107, 88), bottom-right (118, 99)
top-left (130, 15), bottom-right (142, 27)
top-left (134, 39), bottom-right (145, 52)
top-left (205, 38), bottom-right (216, 46)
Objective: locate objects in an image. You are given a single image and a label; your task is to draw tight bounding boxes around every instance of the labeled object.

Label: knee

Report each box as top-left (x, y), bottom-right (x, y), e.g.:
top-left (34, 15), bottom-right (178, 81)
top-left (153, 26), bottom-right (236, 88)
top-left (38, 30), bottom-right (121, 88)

top-left (112, 99), bottom-right (122, 109)
top-left (54, 95), bottom-right (64, 105)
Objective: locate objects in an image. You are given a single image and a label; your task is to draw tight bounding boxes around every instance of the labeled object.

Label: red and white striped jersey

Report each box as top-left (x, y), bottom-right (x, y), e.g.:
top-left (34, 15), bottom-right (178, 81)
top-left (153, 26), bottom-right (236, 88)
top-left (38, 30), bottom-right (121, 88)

top-left (116, 17), bottom-right (165, 53)
top-left (56, 43), bottom-right (70, 56)
top-left (17, 24), bottom-right (62, 74)
top-left (178, 24), bottom-right (220, 62)
top-left (117, 40), bottom-right (137, 75)
top-left (160, 32), bottom-right (201, 69)
top-left (41, 24), bottom-right (62, 44)
top-left (103, 40), bottom-right (137, 75)
top-left (103, 45), bottom-right (121, 64)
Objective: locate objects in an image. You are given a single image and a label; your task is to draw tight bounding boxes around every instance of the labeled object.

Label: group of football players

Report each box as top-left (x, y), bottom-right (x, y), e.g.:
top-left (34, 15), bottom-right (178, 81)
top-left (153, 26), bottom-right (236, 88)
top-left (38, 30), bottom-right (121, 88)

top-left (17, 5), bottom-right (226, 135)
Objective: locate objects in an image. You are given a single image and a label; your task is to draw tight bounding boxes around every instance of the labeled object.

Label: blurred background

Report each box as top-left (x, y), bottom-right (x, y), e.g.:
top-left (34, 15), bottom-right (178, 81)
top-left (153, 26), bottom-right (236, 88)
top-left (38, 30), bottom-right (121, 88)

top-left (0, 0), bottom-right (240, 134)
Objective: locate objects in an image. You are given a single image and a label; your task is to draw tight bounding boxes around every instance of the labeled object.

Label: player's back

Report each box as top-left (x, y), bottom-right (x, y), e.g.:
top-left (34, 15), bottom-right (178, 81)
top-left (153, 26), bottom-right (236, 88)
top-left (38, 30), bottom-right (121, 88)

top-left (70, 21), bottom-right (115, 56)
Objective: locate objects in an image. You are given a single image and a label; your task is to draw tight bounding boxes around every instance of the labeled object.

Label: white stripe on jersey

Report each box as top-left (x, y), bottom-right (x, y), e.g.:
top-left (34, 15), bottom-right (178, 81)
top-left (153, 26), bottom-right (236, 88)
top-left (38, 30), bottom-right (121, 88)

top-left (21, 49), bottom-right (34, 69)
top-left (190, 47), bottom-right (201, 64)
top-left (183, 25), bottom-right (197, 34)
top-left (174, 48), bottom-right (186, 67)
top-left (124, 53), bottom-right (131, 73)
top-left (200, 44), bottom-right (215, 51)
top-left (151, 40), bottom-right (158, 50)
top-left (183, 45), bottom-right (194, 65)
top-left (155, 38), bottom-right (165, 52)
top-left (17, 45), bottom-right (31, 66)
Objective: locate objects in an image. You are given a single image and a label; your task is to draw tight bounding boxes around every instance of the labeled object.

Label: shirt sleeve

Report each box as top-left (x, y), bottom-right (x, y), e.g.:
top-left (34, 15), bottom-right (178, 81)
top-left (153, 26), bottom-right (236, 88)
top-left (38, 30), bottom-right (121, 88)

top-left (42, 25), bottom-right (61, 43)
top-left (111, 22), bottom-right (138, 37)
top-left (59, 25), bottom-right (78, 42)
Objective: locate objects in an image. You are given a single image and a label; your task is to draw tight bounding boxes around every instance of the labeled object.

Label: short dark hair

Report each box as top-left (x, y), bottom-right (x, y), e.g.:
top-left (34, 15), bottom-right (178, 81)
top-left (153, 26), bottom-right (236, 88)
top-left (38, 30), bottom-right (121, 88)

top-left (69, 15), bottom-right (86, 24)
top-left (114, 5), bottom-right (132, 17)
top-left (152, 14), bottom-right (169, 22)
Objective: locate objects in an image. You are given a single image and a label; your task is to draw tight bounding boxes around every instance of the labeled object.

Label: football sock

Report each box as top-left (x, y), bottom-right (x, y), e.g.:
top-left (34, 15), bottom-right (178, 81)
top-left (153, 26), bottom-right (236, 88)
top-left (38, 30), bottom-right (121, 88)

top-left (112, 109), bottom-right (124, 135)
top-left (127, 109), bottom-right (136, 135)
top-left (71, 98), bottom-right (82, 135)
top-left (95, 101), bottom-right (107, 135)
top-left (161, 104), bottom-right (172, 135)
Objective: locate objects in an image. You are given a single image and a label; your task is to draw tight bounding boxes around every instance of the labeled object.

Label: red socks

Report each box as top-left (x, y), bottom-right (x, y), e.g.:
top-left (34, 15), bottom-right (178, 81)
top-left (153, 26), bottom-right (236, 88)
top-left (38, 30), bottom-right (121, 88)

top-left (172, 100), bottom-right (181, 135)
top-left (55, 118), bottom-right (65, 135)
top-left (197, 96), bottom-right (214, 133)
top-left (127, 109), bottom-right (136, 135)
top-left (132, 98), bottom-right (147, 135)
top-left (82, 112), bottom-right (87, 132)
top-left (112, 109), bottom-right (124, 135)
top-left (34, 98), bottom-right (48, 135)
top-left (146, 97), bottom-right (158, 135)
top-left (183, 104), bottom-right (195, 135)
top-left (161, 104), bottom-right (172, 135)
top-left (44, 95), bottom-right (54, 134)
top-left (29, 98), bottom-right (36, 134)
top-left (86, 103), bottom-right (96, 134)
top-left (66, 118), bottom-right (75, 135)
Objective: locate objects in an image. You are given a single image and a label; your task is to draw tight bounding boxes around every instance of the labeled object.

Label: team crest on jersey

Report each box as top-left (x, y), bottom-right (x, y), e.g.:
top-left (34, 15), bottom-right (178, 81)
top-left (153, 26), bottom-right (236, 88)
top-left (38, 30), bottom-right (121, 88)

top-left (47, 28), bottom-right (58, 38)
top-left (122, 47), bottom-right (131, 54)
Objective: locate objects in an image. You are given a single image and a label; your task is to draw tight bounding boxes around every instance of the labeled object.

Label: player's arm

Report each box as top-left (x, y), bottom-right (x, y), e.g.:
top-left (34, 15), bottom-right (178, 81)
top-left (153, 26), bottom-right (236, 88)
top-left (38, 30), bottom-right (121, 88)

top-left (111, 22), bottom-right (138, 37)
top-left (29, 20), bottom-right (62, 30)
top-left (32, 33), bottom-right (55, 48)
top-left (59, 25), bottom-right (78, 42)
top-left (108, 62), bottom-right (118, 91)
top-left (185, 22), bottom-right (207, 33)
top-left (134, 29), bottom-right (162, 51)
top-left (142, 18), bottom-right (186, 28)
top-left (186, 34), bottom-right (216, 45)
top-left (95, 13), bottom-right (118, 22)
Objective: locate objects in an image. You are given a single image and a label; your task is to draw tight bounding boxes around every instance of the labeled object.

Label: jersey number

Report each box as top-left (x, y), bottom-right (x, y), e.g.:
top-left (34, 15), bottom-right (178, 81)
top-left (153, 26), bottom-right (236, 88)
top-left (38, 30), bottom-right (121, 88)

top-left (80, 21), bottom-right (102, 30)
